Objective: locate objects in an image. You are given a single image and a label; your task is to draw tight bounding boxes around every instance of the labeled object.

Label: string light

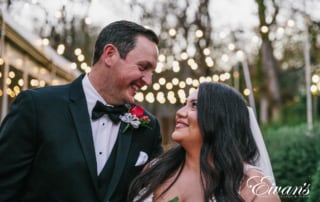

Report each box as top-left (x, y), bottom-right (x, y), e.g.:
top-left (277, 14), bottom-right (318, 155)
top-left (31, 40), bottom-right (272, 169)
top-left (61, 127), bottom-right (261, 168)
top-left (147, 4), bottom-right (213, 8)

top-left (145, 92), bottom-right (155, 103)
top-left (186, 77), bottom-right (193, 85)
top-left (85, 17), bottom-right (92, 25)
top-left (199, 76), bottom-right (206, 83)
top-left (203, 48), bottom-right (210, 55)
top-left (165, 82), bottom-right (173, 90)
top-left (243, 88), bottom-right (251, 96)
top-left (260, 25), bottom-right (269, 34)
top-left (310, 85), bottom-right (318, 95)
top-left (212, 74), bottom-right (219, 82)
top-left (57, 44), bottom-right (65, 55)
top-left (156, 92), bottom-right (166, 104)
top-left (55, 11), bottom-right (62, 19)
top-left (40, 80), bottom-right (46, 87)
top-left (228, 43), bottom-right (235, 51)
top-left (195, 29), bottom-right (204, 38)
top-left (155, 62), bottom-right (164, 73)
top-left (159, 77), bottom-right (166, 85)
top-left (70, 62), bottom-right (77, 70)
top-left (77, 54), bottom-right (85, 62)
top-left (172, 78), bottom-right (179, 85)
top-left (180, 52), bottom-right (188, 60)
top-left (153, 83), bottom-right (160, 91)
top-left (42, 38), bottom-right (49, 46)
top-left (205, 57), bottom-right (214, 67)
top-left (74, 48), bottom-right (82, 56)
top-left (158, 54), bottom-right (166, 62)
top-left (6, 78), bottom-right (11, 85)
top-left (287, 19), bottom-right (295, 27)
top-left (18, 79), bottom-right (24, 87)
top-left (134, 92), bottom-right (144, 102)
top-left (8, 71), bottom-right (15, 79)
top-left (0, 58), bottom-right (4, 65)
top-left (172, 61), bottom-right (180, 72)
top-left (312, 74), bottom-right (319, 83)
top-left (2, 1), bottom-right (295, 106)
top-left (169, 28), bottom-right (177, 37)
top-left (179, 81), bottom-right (186, 88)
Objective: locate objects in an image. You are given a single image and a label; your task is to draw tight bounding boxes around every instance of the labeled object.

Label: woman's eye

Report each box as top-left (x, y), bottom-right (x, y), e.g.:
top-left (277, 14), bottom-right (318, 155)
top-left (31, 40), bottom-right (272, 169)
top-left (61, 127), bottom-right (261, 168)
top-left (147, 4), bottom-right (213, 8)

top-left (191, 102), bottom-right (197, 109)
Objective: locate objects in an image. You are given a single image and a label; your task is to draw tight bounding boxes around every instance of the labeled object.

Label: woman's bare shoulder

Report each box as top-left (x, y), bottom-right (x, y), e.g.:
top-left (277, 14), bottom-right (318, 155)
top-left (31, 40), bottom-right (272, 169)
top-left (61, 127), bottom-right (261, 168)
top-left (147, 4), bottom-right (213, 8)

top-left (240, 168), bottom-right (281, 202)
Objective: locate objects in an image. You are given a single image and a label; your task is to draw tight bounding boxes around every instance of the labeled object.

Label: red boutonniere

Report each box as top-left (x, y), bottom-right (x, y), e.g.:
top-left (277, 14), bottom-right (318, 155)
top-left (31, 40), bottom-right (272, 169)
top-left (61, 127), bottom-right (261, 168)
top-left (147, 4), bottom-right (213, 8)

top-left (119, 105), bottom-right (151, 133)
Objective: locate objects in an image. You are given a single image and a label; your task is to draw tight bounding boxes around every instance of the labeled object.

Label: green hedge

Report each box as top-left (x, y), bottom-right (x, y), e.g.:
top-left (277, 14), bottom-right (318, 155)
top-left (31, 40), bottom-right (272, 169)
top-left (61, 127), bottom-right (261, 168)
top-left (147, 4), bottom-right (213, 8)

top-left (308, 161), bottom-right (320, 202)
top-left (263, 122), bottom-right (320, 202)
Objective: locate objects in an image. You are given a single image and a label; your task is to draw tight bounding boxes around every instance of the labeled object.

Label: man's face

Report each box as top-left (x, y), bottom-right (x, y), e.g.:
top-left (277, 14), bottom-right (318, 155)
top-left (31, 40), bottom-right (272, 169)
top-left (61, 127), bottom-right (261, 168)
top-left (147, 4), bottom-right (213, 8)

top-left (109, 36), bottom-right (159, 104)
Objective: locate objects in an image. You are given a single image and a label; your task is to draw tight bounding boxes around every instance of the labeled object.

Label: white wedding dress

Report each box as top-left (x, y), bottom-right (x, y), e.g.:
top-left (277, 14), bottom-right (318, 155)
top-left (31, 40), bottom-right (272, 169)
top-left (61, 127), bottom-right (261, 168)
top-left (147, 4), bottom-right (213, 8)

top-left (133, 164), bottom-right (262, 202)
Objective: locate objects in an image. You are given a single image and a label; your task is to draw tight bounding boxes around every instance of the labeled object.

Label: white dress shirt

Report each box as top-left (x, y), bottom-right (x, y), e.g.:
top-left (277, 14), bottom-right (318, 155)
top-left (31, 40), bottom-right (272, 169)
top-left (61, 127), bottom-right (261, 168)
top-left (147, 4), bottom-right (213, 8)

top-left (82, 74), bottom-right (121, 174)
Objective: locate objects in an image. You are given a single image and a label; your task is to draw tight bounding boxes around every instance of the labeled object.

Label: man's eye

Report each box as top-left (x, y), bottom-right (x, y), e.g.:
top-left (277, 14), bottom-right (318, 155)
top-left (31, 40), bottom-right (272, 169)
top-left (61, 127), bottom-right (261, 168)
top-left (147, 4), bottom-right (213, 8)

top-left (138, 65), bottom-right (145, 71)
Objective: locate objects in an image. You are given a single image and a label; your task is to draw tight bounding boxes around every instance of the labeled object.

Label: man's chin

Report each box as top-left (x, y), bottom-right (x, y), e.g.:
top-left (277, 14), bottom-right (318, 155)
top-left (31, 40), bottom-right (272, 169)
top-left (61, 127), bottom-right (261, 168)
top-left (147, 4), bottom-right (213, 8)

top-left (125, 95), bottom-right (135, 104)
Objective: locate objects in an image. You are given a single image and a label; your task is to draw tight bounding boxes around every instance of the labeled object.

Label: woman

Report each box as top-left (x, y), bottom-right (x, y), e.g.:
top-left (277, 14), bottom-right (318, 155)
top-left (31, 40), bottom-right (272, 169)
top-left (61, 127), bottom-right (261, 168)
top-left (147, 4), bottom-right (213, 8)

top-left (128, 82), bottom-right (280, 202)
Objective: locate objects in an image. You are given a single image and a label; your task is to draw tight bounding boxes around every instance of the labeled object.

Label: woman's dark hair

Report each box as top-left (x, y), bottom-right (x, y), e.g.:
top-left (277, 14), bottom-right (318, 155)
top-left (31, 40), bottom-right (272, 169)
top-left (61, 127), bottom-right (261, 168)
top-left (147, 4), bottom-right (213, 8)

top-left (127, 82), bottom-right (259, 202)
top-left (197, 82), bottom-right (259, 201)
top-left (92, 20), bottom-right (159, 65)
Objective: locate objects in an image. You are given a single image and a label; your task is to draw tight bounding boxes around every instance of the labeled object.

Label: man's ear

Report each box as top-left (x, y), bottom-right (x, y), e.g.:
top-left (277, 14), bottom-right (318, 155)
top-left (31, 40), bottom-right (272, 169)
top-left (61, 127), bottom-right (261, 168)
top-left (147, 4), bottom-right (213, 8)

top-left (102, 44), bottom-right (119, 66)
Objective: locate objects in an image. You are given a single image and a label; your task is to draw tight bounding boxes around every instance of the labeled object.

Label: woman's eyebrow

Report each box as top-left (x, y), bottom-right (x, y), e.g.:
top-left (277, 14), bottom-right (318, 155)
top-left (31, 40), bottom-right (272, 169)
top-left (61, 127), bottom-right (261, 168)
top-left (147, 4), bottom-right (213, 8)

top-left (188, 98), bottom-right (198, 103)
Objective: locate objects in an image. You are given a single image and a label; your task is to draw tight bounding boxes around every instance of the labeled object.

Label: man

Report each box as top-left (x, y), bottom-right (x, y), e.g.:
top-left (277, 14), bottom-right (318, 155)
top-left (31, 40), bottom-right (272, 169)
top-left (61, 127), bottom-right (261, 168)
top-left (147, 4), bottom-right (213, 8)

top-left (0, 20), bottom-right (163, 202)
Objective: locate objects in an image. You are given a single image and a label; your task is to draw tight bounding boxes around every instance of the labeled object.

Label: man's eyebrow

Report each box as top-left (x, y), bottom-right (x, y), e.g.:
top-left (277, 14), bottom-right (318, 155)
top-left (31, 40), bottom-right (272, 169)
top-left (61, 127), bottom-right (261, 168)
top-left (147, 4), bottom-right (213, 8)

top-left (139, 61), bottom-right (155, 69)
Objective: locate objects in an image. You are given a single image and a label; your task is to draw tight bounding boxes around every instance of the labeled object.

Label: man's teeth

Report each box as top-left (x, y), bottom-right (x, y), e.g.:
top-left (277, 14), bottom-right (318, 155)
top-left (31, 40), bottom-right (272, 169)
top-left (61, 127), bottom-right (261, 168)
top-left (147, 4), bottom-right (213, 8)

top-left (132, 86), bottom-right (139, 91)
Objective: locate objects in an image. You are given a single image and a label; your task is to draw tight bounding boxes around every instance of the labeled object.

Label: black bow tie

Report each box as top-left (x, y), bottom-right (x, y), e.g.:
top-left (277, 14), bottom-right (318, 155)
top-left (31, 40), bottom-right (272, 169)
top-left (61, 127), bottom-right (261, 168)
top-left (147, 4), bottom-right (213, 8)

top-left (91, 101), bottom-right (128, 123)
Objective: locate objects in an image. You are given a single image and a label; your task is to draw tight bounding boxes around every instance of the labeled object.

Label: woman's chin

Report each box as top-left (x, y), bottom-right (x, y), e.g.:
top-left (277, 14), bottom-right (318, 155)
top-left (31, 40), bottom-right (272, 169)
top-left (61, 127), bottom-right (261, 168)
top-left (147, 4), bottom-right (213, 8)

top-left (171, 131), bottom-right (182, 142)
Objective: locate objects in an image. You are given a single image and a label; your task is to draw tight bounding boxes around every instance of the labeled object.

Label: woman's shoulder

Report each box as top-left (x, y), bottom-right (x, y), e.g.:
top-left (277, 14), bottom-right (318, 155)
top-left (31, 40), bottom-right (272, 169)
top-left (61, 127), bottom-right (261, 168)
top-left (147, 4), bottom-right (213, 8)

top-left (241, 164), bottom-right (281, 202)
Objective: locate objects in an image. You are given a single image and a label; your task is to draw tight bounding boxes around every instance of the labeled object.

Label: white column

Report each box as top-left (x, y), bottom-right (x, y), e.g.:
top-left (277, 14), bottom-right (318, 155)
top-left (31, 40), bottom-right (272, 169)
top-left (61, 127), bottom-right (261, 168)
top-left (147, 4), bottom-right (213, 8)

top-left (0, 7), bottom-right (8, 121)
top-left (241, 58), bottom-right (256, 115)
top-left (304, 15), bottom-right (313, 132)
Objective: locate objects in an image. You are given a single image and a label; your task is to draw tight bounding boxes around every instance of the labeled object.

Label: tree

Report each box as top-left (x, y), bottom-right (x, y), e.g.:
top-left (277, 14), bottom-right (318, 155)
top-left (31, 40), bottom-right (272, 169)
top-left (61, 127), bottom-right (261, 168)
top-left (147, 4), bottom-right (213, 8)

top-left (129, 0), bottom-right (217, 142)
top-left (255, 0), bottom-right (282, 123)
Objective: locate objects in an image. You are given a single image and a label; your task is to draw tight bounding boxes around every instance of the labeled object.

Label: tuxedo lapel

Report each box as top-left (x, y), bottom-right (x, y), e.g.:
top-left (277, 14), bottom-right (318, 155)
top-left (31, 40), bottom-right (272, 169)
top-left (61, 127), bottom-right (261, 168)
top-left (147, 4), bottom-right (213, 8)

top-left (68, 75), bottom-right (99, 192)
top-left (104, 121), bottom-right (133, 200)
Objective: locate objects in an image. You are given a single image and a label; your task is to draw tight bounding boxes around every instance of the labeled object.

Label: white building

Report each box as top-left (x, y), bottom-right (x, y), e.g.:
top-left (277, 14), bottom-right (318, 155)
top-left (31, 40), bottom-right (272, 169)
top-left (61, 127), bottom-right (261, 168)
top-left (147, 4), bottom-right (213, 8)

top-left (0, 9), bottom-right (81, 120)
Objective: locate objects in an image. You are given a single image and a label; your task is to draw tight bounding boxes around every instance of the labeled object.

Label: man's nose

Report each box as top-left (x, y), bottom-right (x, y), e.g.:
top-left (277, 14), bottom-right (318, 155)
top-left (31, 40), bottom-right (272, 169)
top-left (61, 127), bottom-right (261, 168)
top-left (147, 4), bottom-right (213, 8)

top-left (142, 71), bottom-right (153, 86)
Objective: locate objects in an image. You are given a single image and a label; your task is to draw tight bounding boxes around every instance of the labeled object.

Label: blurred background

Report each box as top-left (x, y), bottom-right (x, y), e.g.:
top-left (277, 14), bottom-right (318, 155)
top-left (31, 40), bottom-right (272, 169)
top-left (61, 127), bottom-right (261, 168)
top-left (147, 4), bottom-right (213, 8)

top-left (0, 0), bottom-right (320, 201)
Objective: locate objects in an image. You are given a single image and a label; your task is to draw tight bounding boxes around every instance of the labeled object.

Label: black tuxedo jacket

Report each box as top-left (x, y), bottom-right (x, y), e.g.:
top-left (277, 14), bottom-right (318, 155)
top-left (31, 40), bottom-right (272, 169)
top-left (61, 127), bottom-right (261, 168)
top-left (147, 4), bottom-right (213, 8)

top-left (0, 75), bottom-right (163, 202)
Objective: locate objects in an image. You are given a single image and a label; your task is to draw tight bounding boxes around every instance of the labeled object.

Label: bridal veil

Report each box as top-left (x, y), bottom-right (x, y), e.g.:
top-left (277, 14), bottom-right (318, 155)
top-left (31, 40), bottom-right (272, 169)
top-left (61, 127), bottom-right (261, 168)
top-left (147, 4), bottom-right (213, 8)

top-left (248, 107), bottom-right (275, 185)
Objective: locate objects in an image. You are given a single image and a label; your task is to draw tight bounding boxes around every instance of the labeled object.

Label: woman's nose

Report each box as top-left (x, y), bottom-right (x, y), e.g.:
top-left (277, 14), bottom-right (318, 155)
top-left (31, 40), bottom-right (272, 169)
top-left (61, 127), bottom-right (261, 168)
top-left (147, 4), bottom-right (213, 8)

top-left (176, 105), bottom-right (187, 117)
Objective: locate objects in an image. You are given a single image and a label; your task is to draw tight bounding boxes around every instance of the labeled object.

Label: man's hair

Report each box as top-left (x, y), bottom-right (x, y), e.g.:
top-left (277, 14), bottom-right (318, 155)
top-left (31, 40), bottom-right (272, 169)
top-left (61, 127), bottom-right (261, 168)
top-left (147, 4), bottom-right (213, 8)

top-left (92, 20), bottom-right (159, 65)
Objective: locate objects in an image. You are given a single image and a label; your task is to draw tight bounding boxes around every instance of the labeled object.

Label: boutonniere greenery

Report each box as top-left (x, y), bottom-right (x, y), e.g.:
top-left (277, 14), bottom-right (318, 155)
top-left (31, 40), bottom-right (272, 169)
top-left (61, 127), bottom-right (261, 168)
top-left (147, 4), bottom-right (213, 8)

top-left (119, 105), bottom-right (151, 133)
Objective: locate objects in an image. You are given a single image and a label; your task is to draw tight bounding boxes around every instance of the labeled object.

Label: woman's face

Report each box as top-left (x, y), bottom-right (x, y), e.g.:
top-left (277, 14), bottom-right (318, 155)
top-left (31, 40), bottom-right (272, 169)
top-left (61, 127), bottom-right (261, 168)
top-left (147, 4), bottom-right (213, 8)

top-left (172, 90), bottom-right (203, 148)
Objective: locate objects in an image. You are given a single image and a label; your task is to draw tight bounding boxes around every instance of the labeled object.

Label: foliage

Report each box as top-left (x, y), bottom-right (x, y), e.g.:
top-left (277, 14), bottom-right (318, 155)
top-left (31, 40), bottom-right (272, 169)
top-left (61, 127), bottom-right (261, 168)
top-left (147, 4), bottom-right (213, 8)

top-left (308, 162), bottom-right (320, 202)
top-left (280, 96), bottom-right (306, 125)
top-left (263, 122), bottom-right (320, 202)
